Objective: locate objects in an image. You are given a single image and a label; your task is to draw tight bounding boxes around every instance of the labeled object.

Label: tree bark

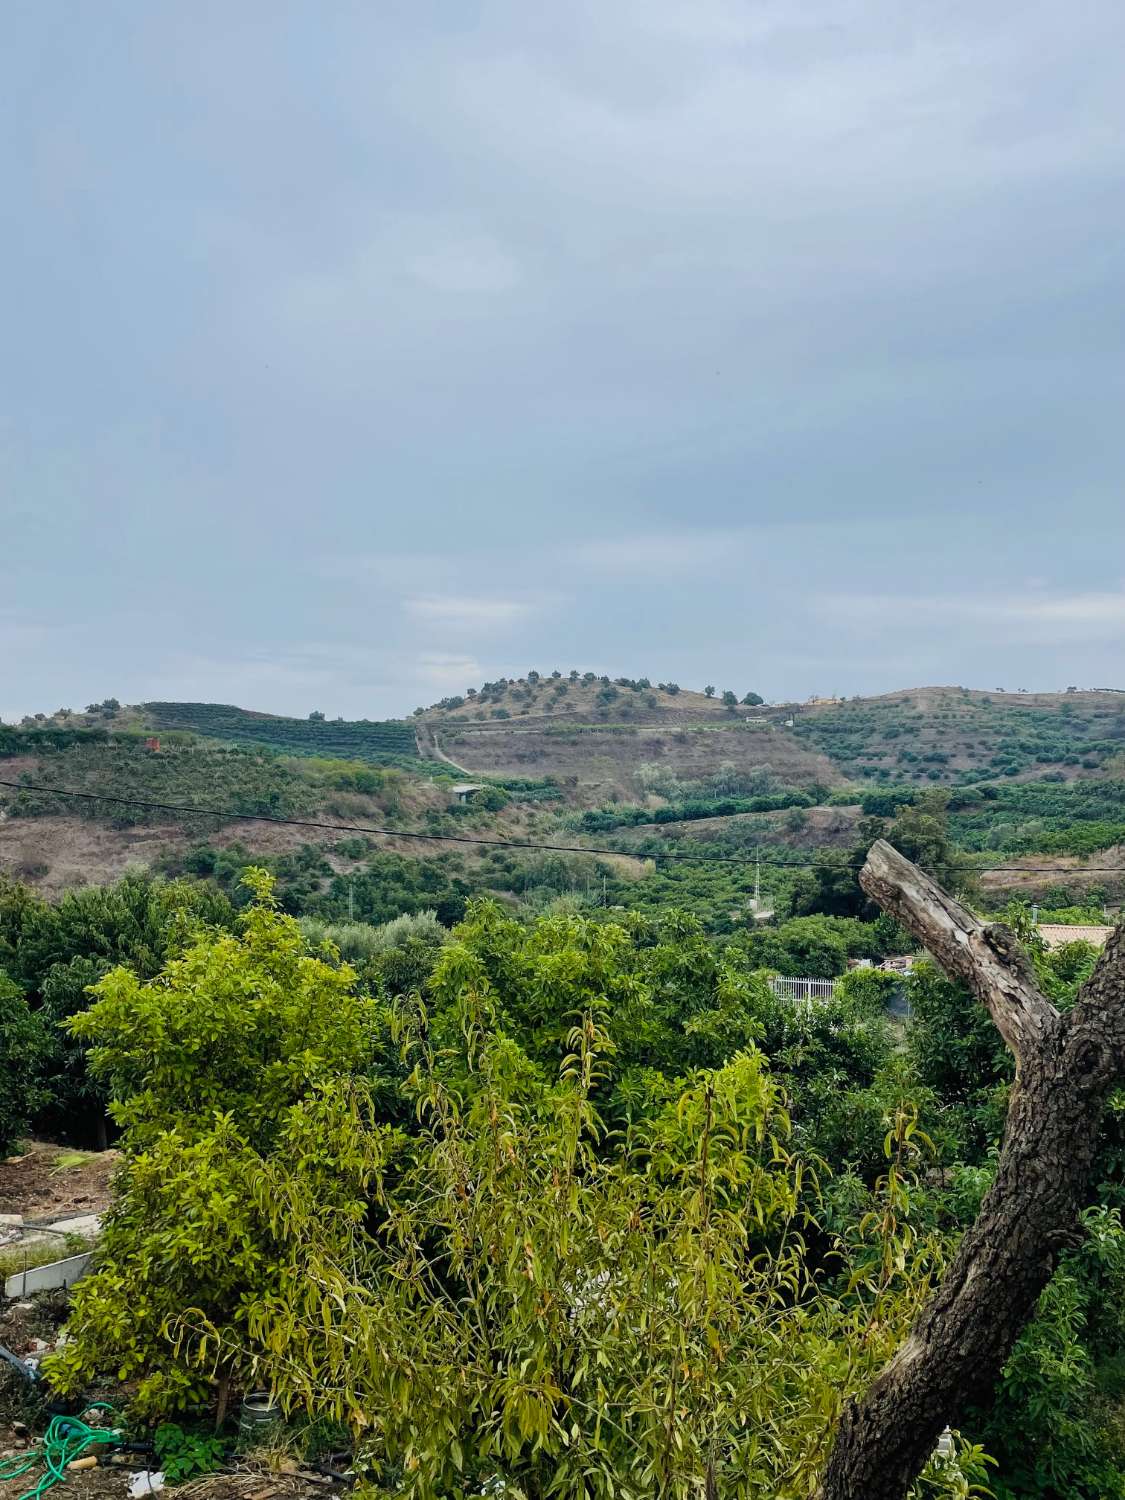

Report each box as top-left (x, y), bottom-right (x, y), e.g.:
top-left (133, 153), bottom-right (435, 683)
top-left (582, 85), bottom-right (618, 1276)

top-left (817, 839), bottom-right (1125, 1500)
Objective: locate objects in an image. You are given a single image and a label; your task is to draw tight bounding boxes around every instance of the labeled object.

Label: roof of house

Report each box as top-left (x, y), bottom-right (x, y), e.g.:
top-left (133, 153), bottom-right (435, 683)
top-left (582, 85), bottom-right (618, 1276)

top-left (451, 782), bottom-right (486, 795)
top-left (1037, 924), bottom-right (1115, 950)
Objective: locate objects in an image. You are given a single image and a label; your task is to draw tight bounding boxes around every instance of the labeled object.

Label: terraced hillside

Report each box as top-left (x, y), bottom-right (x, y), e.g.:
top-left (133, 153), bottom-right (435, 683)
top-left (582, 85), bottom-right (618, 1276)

top-left (419, 717), bottom-right (838, 803)
top-left (0, 730), bottom-right (562, 893)
top-left (416, 676), bottom-right (836, 801)
top-left (420, 680), bottom-right (1125, 799)
top-left (790, 686), bottom-right (1125, 784)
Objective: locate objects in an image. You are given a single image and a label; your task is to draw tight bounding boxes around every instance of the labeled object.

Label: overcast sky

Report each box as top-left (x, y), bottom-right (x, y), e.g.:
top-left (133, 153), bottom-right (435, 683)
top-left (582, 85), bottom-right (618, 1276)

top-left (3, 1), bottom-right (1125, 721)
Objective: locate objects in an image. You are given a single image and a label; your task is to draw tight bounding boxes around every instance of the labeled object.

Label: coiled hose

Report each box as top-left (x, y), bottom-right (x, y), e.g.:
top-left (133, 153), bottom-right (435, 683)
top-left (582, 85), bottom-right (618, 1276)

top-left (0, 1407), bottom-right (119, 1500)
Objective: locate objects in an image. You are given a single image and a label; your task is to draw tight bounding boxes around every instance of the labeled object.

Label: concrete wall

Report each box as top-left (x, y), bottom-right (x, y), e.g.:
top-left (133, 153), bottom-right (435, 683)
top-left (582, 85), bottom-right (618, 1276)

top-left (5, 1251), bottom-right (93, 1299)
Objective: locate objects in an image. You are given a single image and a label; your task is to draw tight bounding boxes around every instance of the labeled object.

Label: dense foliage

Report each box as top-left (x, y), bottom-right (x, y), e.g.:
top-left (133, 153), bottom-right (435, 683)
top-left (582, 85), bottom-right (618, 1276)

top-left (575, 787), bottom-right (815, 832)
top-left (0, 969), bottom-right (50, 1154)
top-left (48, 881), bottom-right (994, 1498)
top-left (905, 931), bottom-right (1125, 1498)
top-left (0, 872), bottom-right (237, 1144)
top-left (0, 856), bottom-right (1105, 1497)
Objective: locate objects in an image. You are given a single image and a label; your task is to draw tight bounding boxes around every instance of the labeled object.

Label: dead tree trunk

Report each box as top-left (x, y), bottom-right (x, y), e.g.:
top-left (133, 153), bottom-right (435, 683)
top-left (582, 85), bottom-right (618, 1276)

top-left (817, 839), bottom-right (1125, 1500)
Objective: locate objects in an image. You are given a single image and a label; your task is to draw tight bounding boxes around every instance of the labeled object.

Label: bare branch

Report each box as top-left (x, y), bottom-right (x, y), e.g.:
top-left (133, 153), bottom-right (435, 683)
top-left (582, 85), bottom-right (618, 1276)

top-left (859, 839), bottom-right (1058, 1063)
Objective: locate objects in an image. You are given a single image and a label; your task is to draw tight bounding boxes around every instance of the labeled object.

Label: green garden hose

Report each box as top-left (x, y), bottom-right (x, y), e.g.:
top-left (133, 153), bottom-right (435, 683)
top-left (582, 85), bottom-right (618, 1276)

top-left (0, 1408), bottom-right (120, 1500)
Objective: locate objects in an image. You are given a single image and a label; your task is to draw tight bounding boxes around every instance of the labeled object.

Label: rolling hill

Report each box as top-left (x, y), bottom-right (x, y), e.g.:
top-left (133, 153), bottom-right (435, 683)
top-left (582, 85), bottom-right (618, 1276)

top-left (2, 681), bottom-right (1124, 907)
top-left (418, 679), bottom-right (1125, 797)
top-left (143, 701), bottom-right (420, 762)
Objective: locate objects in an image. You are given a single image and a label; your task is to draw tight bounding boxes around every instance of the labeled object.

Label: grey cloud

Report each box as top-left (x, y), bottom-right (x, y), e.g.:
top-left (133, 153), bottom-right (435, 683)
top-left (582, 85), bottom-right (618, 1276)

top-left (2, 1), bottom-right (1124, 717)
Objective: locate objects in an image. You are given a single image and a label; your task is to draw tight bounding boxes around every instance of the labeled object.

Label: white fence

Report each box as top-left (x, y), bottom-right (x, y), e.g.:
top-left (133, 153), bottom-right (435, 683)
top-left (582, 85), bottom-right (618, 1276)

top-left (767, 976), bottom-right (839, 1004)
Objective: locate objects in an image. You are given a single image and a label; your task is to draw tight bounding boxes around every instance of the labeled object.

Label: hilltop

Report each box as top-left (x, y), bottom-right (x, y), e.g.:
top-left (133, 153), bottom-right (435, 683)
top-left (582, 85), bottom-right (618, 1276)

top-left (416, 680), bottom-right (837, 802)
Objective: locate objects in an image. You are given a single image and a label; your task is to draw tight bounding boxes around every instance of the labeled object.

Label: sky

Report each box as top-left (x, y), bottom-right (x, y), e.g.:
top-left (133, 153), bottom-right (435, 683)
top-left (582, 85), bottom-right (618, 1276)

top-left (3, 1), bottom-right (1125, 722)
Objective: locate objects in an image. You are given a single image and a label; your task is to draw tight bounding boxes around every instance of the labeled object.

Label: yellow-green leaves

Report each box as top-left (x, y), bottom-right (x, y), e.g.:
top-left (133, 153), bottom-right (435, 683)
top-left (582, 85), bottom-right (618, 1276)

top-left (50, 886), bottom-right (973, 1497)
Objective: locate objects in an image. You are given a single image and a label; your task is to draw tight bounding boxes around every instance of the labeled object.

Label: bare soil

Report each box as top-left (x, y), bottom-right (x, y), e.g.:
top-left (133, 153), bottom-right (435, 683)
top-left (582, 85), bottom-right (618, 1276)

top-left (428, 720), bottom-right (840, 802)
top-left (0, 1145), bottom-right (118, 1221)
top-left (0, 818), bottom-right (191, 895)
top-left (0, 814), bottom-right (346, 895)
top-left (0, 1463), bottom-right (123, 1500)
top-left (980, 847), bottom-right (1125, 895)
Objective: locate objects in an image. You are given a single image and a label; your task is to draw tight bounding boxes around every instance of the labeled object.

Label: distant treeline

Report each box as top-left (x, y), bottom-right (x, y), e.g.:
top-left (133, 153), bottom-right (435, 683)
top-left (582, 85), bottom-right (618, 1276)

top-left (0, 724), bottom-right (112, 756)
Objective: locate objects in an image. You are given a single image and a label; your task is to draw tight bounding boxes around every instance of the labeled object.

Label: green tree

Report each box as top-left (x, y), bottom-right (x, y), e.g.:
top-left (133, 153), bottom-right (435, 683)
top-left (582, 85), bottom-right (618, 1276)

top-left (704, 684), bottom-right (716, 698)
top-left (50, 871), bottom-right (380, 1412)
top-left (0, 971), bottom-right (50, 1154)
top-left (0, 872), bottom-right (236, 1144)
top-left (49, 881), bottom-right (986, 1498)
top-left (886, 791), bottom-right (978, 899)
top-left (973, 1205), bottom-right (1125, 1499)
top-left (788, 850), bottom-right (866, 919)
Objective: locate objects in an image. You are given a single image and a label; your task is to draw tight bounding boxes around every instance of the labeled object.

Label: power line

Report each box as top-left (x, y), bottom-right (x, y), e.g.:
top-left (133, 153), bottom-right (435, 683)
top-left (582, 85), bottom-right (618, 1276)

top-left (0, 778), bottom-right (783, 865)
top-left (2, 777), bottom-right (1125, 876)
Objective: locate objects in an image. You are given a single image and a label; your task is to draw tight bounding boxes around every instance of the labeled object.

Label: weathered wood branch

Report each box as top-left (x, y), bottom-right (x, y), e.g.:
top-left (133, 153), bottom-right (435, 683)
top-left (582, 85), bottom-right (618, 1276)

top-left (859, 840), bottom-right (1058, 1063)
top-left (817, 840), bottom-right (1125, 1500)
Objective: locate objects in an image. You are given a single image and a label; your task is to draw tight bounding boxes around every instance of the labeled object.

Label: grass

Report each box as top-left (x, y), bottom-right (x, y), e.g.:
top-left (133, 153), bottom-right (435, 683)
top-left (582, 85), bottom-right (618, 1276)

top-left (0, 1233), bottom-right (95, 1281)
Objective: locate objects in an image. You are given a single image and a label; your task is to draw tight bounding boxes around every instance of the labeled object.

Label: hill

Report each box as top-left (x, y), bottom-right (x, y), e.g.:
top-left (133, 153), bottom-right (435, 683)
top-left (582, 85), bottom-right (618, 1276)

top-left (416, 675), bottom-right (835, 799)
top-left (1, 702), bottom-right (425, 767)
top-left (143, 701), bottom-right (420, 762)
top-left (418, 679), bottom-right (1125, 799)
top-left (787, 685), bottom-right (1125, 784)
top-left (3, 681), bottom-right (1125, 912)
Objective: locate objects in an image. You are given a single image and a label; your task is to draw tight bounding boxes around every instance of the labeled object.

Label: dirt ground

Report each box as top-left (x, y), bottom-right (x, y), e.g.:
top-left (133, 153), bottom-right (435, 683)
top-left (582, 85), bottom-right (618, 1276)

top-left (0, 814), bottom-right (332, 896)
top-left (432, 719), bottom-right (840, 801)
top-left (0, 1145), bottom-right (118, 1221)
top-left (979, 846), bottom-right (1125, 897)
top-left (0, 1448), bottom-right (341, 1500)
top-left (0, 817), bottom-right (191, 894)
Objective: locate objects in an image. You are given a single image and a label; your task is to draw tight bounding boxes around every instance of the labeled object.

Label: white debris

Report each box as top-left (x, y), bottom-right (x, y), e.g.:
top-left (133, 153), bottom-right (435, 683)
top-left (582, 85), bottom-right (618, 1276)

top-left (128, 1471), bottom-right (166, 1497)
